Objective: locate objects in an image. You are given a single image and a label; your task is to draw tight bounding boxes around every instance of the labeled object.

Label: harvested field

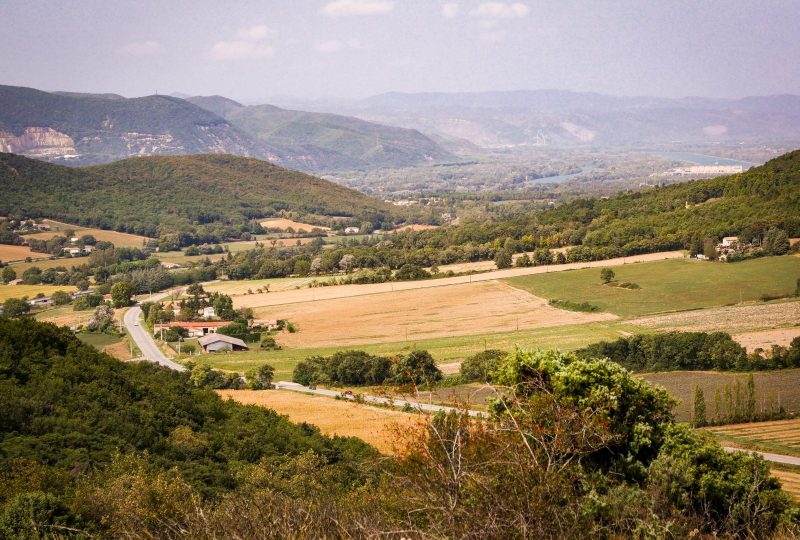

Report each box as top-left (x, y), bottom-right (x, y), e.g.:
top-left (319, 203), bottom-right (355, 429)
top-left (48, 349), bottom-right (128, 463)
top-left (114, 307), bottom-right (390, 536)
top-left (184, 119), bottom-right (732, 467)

top-left (216, 389), bottom-right (419, 453)
top-left (391, 224), bottom-right (439, 232)
top-left (102, 340), bottom-right (134, 361)
top-left (772, 468), bottom-right (800, 500)
top-left (0, 244), bottom-right (51, 263)
top-left (254, 281), bottom-right (615, 348)
top-left (24, 219), bottom-right (152, 247)
top-left (260, 218), bottom-right (330, 232)
top-left (641, 369), bottom-right (800, 422)
top-left (734, 328), bottom-right (800, 352)
top-left (0, 284), bottom-right (76, 302)
top-left (35, 305), bottom-right (93, 328)
top-left (8, 256), bottom-right (88, 274)
top-left (431, 248), bottom-right (573, 274)
top-left (631, 300), bottom-right (800, 334)
top-left (706, 419), bottom-right (800, 458)
top-left (205, 276), bottom-right (334, 296)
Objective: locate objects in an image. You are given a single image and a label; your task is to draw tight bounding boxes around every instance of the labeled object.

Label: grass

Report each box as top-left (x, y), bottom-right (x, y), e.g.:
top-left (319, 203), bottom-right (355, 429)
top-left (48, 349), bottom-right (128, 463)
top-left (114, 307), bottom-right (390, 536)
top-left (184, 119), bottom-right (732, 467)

top-left (505, 256), bottom-right (800, 319)
top-left (77, 332), bottom-right (123, 350)
top-left (704, 419), bottom-right (800, 458)
top-left (0, 284), bottom-right (76, 302)
top-left (7, 256), bottom-right (91, 274)
top-left (191, 320), bottom-right (641, 379)
top-left (204, 276), bottom-right (334, 296)
top-left (641, 369), bottom-right (800, 423)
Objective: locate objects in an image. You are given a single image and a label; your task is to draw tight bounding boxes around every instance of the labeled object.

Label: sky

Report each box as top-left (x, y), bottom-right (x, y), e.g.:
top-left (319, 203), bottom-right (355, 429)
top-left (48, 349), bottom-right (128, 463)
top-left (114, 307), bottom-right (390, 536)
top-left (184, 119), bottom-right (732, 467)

top-left (1, 0), bottom-right (798, 103)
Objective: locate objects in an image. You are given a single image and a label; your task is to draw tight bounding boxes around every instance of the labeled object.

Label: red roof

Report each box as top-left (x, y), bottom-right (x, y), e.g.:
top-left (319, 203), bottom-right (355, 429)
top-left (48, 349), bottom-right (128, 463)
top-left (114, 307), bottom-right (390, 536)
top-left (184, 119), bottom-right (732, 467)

top-left (153, 321), bottom-right (231, 328)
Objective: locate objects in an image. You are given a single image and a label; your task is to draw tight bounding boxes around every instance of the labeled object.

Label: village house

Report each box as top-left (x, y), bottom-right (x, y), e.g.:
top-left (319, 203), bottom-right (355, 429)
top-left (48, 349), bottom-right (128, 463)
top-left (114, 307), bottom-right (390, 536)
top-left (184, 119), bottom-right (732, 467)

top-left (198, 333), bottom-right (249, 353)
top-left (153, 321), bottom-right (231, 338)
top-left (28, 296), bottom-right (54, 307)
top-left (344, 226), bottom-right (360, 234)
top-left (250, 319), bottom-right (279, 330)
top-left (202, 306), bottom-right (216, 318)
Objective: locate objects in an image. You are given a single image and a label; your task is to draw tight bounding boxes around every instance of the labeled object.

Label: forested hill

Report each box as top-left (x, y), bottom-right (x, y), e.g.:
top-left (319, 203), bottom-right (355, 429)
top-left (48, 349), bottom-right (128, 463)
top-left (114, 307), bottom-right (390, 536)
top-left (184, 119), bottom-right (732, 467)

top-left (401, 148), bottom-right (800, 256)
top-left (0, 153), bottom-right (399, 239)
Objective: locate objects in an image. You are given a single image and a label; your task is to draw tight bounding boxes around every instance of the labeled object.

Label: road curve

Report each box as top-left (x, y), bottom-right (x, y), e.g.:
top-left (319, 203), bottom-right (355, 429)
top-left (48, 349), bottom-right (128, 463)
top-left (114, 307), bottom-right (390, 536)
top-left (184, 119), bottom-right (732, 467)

top-left (123, 292), bottom-right (185, 371)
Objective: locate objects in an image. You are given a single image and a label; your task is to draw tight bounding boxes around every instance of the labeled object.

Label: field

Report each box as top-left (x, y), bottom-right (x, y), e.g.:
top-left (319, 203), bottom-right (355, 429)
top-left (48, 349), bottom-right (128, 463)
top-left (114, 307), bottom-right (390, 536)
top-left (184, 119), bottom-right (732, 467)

top-left (0, 244), bottom-right (51, 263)
top-left (0, 284), bottom-right (76, 302)
top-left (35, 304), bottom-right (93, 328)
top-left (23, 219), bottom-right (152, 247)
top-left (189, 320), bottom-right (639, 378)
top-left (254, 281), bottom-right (615, 348)
top-left (631, 300), bottom-right (800, 334)
top-left (505, 256), bottom-right (800, 318)
top-left (204, 276), bottom-right (334, 296)
top-left (7, 256), bottom-right (91, 275)
top-left (772, 468), bottom-right (800, 500)
top-left (733, 327), bottom-right (800, 352)
top-left (259, 218), bottom-right (330, 232)
top-left (216, 389), bottom-right (418, 453)
top-left (641, 369), bottom-right (800, 422)
top-left (705, 418), bottom-right (800, 458)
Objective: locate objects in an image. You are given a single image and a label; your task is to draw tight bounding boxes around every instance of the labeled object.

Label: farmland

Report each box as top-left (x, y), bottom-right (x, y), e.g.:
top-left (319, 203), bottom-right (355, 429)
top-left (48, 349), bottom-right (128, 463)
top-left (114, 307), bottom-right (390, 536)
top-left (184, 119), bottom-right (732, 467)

top-left (23, 219), bottom-right (152, 247)
top-left (631, 300), bottom-right (800, 334)
top-left (216, 389), bottom-right (418, 453)
top-left (251, 280), bottom-right (615, 348)
top-left (35, 304), bottom-right (93, 328)
top-left (505, 256), bottom-right (800, 318)
top-left (641, 369), bottom-right (800, 422)
top-left (0, 243), bottom-right (51, 263)
top-left (260, 218), bottom-right (330, 232)
top-left (0, 284), bottom-right (75, 302)
top-left (705, 418), bottom-right (800, 458)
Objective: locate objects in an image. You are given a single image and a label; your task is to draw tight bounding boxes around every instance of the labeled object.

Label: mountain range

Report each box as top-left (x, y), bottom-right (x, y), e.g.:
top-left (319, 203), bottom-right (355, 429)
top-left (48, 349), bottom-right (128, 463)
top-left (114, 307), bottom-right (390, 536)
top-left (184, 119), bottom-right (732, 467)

top-left (276, 90), bottom-right (800, 148)
top-left (0, 85), bottom-right (452, 171)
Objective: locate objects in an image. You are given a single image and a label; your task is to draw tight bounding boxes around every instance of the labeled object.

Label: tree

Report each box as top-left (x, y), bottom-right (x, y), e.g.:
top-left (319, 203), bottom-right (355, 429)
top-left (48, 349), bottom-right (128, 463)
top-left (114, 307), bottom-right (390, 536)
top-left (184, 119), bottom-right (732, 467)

top-left (600, 268), bottom-right (615, 284)
top-left (2, 266), bottom-right (16, 283)
top-left (745, 373), bottom-right (756, 421)
top-left (2, 298), bottom-right (30, 318)
top-left (211, 293), bottom-right (236, 320)
top-left (703, 237), bottom-right (718, 260)
top-left (460, 349), bottom-right (507, 382)
top-left (245, 364), bottom-right (275, 390)
top-left (494, 248), bottom-right (512, 269)
top-left (392, 350), bottom-right (443, 386)
top-left (514, 253), bottom-right (531, 268)
top-left (87, 304), bottom-right (115, 332)
top-left (692, 385), bottom-right (706, 427)
top-left (110, 281), bottom-right (133, 308)
top-left (339, 254), bottom-right (356, 273)
top-left (51, 290), bottom-right (72, 306)
top-left (762, 227), bottom-right (789, 255)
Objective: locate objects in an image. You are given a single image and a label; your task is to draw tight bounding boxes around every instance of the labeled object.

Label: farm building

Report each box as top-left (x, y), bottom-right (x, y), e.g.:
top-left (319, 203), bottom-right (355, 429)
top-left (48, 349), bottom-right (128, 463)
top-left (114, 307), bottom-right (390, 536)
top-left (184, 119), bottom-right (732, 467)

top-left (344, 226), bottom-right (360, 234)
top-left (153, 321), bottom-right (231, 338)
top-left (250, 318), bottom-right (279, 330)
top-left (198, 333), bottom-right (249, 353)
top-left (28, 296), bottom-right (53, 307)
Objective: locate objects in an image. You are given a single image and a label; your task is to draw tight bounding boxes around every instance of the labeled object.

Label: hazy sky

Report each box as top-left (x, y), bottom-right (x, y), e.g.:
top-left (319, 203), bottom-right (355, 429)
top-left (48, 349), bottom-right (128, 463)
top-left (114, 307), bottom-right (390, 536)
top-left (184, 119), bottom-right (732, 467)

top-left (1, 0), bottom-right (798, 102)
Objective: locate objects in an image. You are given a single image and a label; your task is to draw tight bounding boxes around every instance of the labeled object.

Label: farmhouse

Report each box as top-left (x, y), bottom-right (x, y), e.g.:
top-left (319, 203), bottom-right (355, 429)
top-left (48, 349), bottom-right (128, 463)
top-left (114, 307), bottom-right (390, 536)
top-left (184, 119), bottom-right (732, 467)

top-left (344, 226), bottom-right (360, 234)
top-left (198, 333), bottom-right (249, 353)
top-left (250, 318), bottom-right (279, 330)
top-left (153, 321), bottom-right (231, 338)
top-left (202, 306), bottom-right (216, 318)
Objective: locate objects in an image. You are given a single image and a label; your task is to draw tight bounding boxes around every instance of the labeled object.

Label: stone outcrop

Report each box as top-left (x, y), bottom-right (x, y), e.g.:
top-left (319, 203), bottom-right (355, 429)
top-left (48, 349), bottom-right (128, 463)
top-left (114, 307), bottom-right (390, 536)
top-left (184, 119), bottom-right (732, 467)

top-left (0, 127), bottom-right (78, 160)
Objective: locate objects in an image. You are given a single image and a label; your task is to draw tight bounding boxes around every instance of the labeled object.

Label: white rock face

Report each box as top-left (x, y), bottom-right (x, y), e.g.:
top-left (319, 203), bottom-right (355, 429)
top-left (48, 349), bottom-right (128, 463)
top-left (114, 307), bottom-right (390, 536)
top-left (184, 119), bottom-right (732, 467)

top-left (0, 127), bottom-right (78, 158)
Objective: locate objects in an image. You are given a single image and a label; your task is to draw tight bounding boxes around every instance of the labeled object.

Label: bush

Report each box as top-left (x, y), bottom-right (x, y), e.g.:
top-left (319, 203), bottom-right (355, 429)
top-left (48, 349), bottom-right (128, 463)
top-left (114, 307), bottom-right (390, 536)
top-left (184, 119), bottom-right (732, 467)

top-left (460, 349), bottom-right (507, 382)
top-left (293, 351), bottom-right (393, 386)
top-left (391, 350), bottom-right (442, 386)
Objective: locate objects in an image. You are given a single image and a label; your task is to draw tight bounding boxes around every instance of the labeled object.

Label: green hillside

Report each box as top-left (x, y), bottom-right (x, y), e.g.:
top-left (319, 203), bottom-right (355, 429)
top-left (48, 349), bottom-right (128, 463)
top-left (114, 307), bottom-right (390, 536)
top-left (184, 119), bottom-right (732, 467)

top-left (0, 153), bottom-right (399, 240)
top-left (188, 96), bottom-right (455, 170)
top-left (0, 85), bottom-right (267, 164)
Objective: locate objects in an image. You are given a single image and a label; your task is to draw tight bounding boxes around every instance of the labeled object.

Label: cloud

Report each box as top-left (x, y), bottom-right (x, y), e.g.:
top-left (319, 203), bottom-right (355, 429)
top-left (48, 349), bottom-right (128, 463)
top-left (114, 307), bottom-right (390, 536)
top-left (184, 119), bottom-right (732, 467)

top-left (315, 38), bottom-right (361, 53)
top-left (118, 40), bottom-right (160, 56)
top-left (210, 24), bottom-right (276, 61)
top-left (441, 3), bottom-right (460, 18)
top-left (469, 2), bottom-right (529, 18)
top-left (320, 0), bottom-right (394, 17)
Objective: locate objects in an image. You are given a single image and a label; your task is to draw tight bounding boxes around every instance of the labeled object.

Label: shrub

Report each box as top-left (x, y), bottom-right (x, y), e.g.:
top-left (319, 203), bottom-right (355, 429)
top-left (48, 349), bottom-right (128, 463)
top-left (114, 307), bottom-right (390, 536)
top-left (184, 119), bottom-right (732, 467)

top-left (460, 349), bottom-right (507, 382)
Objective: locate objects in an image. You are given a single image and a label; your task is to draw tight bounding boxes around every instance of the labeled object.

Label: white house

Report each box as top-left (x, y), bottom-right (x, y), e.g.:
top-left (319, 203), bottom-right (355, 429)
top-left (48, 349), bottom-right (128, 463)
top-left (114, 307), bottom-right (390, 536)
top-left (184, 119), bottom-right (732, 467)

top-left (344, 226), bottom-right (360, 234)
top-left (202, 306), bottom-right (216, 318)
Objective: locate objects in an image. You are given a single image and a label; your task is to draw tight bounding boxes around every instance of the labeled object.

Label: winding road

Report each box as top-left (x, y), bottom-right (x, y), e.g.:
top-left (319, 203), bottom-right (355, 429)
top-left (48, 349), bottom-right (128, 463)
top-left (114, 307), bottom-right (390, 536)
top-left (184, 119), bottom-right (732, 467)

top-left (122, 290), bottom-right (185, 371)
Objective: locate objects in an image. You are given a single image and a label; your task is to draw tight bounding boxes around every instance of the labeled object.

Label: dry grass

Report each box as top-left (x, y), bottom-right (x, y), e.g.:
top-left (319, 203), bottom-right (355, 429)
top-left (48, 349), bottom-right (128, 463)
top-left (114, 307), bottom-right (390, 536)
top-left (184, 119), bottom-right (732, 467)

top-left (216, 389), bottom-right (419, 453)
top-left (0, 284), bottom-right (76, 302)
top-left (260, 218), bottom-right (330, 232)
top-left (35, 305), bottom-right (93, 328)
top-left (734, 328), bottom-right (800, 352)
top-left (205, 276), bottom-right (332, 296)
top-left (0, 244), bottom-right (51, 263)
top-left (772, 468), bottom-right (800, 500)
top-left (252, 281), bottom-right (615, 348)
top-left (631, 300), bottom-right (800, 334)
top-left (103, 341), bottom-right (133, 361)
top-left (391, 224), bottom-right (439, 232)
top-left (706, 419), bottom-right (800, 455)
top-left (24, 219), bottom-right (152, 247)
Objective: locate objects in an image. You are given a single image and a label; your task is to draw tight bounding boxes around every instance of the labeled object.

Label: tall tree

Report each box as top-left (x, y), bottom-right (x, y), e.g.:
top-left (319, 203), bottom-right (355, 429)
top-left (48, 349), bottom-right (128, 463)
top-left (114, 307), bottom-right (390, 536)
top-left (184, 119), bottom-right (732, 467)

top-left (692, 385), bottom-right (707, 427)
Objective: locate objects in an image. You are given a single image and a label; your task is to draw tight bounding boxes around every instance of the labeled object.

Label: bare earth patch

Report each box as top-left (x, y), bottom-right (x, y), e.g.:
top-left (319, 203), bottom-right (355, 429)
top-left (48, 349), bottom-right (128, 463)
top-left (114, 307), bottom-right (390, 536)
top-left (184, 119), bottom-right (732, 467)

top-left (630, 301), bottom-right (800, 334)
top-left (216, 389), bottom-right (419, 453)
top-left (252, 281), bottom-right (615, 348)
top-left (0, 244), bottom-right (51, 262)
top-left (734, 328), bottom-right (800, 352)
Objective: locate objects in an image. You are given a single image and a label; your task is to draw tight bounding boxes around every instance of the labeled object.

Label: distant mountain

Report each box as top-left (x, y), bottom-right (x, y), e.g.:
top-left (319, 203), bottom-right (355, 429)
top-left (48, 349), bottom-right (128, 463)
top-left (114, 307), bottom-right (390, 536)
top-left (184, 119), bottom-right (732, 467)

top-left (0, 153), bottom-right (398, 239)
top-left (291, 90), bottom-right (800, 149)
top-left (187, 96), bottom-right (455, 170)
top-left (0, 85), bottom-right (275, 165)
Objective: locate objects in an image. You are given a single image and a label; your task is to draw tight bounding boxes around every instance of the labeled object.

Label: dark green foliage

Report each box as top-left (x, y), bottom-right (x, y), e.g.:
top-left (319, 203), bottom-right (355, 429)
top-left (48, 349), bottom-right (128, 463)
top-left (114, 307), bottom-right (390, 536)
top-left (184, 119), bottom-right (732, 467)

top-left (293, 350), bottom-right (393, 386)
top-left (580, 331), bottom-right (800, 372)
top-left (245, 364), bottom-right (275, 390)
top-left (1, 266), bottom-right (16, 283)
top-left (692, 385), bottom-right (706, 427)
top-left (391, 350), bottom-right (443, 386)
top-left (763, 227), bottom-right (790, 255)
top-left (394, 263), bottom-right (430, 281)
top-left (548, 299), bottom-right (601, 312)
top-left (0, 491), bottom-right (84, 539)
top-left (0, 152), bottom-right (398, 241)
top-left (600, 268), bottom-right (615, 283)
top-left (2, 298), bottom-right (29, 318)
top-left (217, 322), bottom-right (260, 343)
top-left (110, 281), bottom-right (132, 308)
top-left (459, 349), bottom-right (507, 382)
top-left (0, 317), bottom-right (375, 502)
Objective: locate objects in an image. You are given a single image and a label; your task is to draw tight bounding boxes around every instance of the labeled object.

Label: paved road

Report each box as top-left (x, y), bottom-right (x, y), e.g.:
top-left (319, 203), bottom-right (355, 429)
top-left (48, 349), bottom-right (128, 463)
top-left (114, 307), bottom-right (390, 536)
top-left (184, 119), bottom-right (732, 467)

top-left (123, 290), bottom-right (185, 371)
top-left (274, 381), bottom-right (486, 417)
top-left (723, 446), bottom-right (800, 466)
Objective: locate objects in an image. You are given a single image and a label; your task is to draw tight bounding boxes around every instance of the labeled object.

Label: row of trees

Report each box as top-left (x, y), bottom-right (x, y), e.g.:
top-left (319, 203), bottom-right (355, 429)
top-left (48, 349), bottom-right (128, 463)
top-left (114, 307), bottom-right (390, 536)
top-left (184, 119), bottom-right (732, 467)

top-left (692, 375), bottom-right (789, 427)
top-left (292, 350), bottom-right (443, 387)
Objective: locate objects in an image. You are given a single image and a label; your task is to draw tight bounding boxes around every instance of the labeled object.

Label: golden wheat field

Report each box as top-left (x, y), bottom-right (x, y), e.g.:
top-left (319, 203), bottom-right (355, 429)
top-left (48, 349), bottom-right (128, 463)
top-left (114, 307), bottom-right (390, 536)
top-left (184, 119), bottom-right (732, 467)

top-left (216, 389), bottom-right (419, 453)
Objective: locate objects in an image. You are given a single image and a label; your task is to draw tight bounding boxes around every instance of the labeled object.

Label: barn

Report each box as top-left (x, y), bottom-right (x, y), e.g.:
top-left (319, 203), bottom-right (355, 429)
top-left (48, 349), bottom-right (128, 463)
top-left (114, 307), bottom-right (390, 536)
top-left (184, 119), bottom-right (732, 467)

top-left (198, 333), bottom-right (249, 353)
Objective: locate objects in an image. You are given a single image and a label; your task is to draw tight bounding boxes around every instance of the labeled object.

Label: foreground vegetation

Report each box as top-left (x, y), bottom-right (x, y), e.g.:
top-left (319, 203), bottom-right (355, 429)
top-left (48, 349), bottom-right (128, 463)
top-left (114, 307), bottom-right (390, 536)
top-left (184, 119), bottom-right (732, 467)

top-left (2, 317), bottom-right (798, 538)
